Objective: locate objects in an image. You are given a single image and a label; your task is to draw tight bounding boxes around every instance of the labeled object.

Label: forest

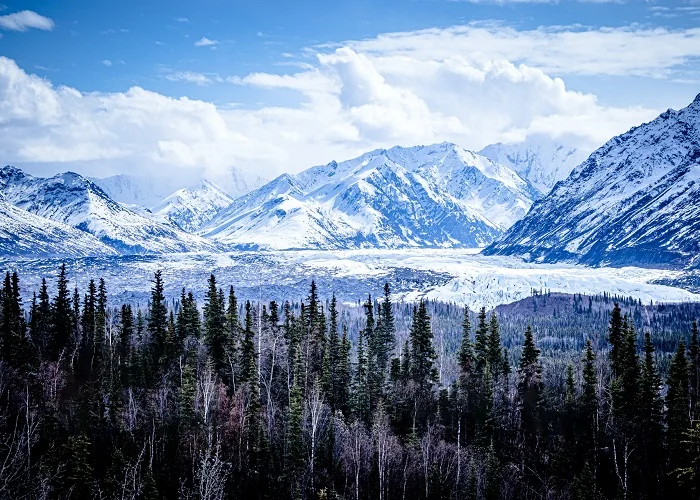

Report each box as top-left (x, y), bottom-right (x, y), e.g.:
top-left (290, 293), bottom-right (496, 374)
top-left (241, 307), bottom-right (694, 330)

top-left (0, 265), bottom-right (699, 499)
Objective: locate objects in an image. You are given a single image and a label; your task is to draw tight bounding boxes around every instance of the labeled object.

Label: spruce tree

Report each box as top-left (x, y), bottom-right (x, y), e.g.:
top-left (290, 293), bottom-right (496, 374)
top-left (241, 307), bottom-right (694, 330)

top-left (667, 340), bottom-right (691, 466)
top-left (240, 300), bottom-right (257, 385)
top-left (518, 326), bottom-right (542, 450)
top-left (475, 307), bottom-right (489, 373)
top-left (487, 312), bottom-right (503, 378)
top-left (639, 331), bottom-right (664, 494)
top-left (51, 263), bottom-right (73, 361)
top-left (689, 321), bottom-right (700, 419)
top-left (409, 300), bottom-right (437, 387)
top-left (203, 274), bottom-right (228, 376)
top-left (148, 270), bottom-right (168, 369)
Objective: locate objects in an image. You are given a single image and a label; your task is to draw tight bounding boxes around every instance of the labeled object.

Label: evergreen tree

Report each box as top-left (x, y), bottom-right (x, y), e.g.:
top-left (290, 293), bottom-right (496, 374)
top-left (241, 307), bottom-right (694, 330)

top-left (474, 307), bottom-right (489, 373)
top-left (148, 270), bottom-right (168, 368)
top-left (240, 300), bottom-right (257, 385)
top-left (487, 312), bottom-right (503, 378)
top-left (667, 340), bottom-right (691, 466)
top-left (352, 330), bottom-right (370, 425)
top-left (51, 263), bottom-right (73, 361)
top-left (518, 326), bottom-right (542, 451)
top-left (409, 300), bottom-right (437, 387)
top-left (639, 331), bottom-right (664, 494)
top-left (203, 274), bottom-right (228, 377)
top-left (689, 321), bottom-right (700, 419)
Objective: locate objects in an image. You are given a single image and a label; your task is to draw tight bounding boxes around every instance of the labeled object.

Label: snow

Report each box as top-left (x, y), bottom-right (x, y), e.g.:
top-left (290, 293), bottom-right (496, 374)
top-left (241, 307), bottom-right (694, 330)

top-left (479, 138), bottom-right (589, 195)
top-left (153, 180), bottom-right (233, 232)
top-left (4, 249), bottom-right (698, 311)
top-left (0, 166), bottom-right (217, 254)
top-left (0, 198), bottom-right (117, 257)
top-left (487, 93), bottom-right (700, 268)
top-left (201, 143), bottom-right (539, 250)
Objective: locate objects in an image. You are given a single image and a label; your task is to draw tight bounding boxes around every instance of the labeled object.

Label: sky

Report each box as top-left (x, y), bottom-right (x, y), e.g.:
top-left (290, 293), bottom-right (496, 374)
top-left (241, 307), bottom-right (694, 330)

top-left (2, 0), bottom-right (700, 184)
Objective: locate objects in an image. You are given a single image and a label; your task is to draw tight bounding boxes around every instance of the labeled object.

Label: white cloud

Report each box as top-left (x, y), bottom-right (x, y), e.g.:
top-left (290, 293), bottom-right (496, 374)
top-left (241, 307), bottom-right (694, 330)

top-left (175, 17), bottom-right (189, 23)
top-left (194, 36), bottom-right (218, 47)
top-left (340, 23), bottom-right (700, 78)
top-left (0, 10), bottom-right (54, 31)
top-left (4, 22), bottom-right (698, 181)
top-left (165, 71), bottom-right (215, 85)
top-left (102, 59), bottom-right (112, 67)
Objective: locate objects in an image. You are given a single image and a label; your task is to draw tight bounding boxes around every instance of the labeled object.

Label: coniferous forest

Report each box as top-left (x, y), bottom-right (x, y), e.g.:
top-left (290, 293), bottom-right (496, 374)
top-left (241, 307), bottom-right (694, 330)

top-left (1, 265), bottom-right (700, 499)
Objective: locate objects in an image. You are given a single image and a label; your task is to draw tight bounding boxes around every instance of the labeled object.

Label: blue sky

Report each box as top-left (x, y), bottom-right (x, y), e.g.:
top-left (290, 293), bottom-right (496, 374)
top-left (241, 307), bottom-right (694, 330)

top-left (2, 0), bottom-right (700, 181)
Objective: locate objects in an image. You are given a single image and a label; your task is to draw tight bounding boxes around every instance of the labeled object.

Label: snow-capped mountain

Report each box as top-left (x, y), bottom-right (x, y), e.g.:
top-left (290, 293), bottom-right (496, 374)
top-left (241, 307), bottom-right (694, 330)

top-left (479, 139), bottom-right (589, 195)
top-left (153, 180), bottom-right (234, 232)
top-left (202, 143), bottom-right (539, 250)
top-left (206, 167), bottom-right (269, 200)
top-left (0, 196), bottom-right (117, 258)
top-left (92, 167), bottom-right (267, 209)
top-left (91, 174), bottom-right (183, 209)
top-left (485, 93), bottom-right (700, 268)
top-left (0, 166), bottom-right (216, 254)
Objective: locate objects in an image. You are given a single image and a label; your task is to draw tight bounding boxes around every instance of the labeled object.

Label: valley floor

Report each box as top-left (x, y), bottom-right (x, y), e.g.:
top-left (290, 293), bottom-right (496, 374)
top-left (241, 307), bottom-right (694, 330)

top-left (2, 248), bottom-right (698, 308)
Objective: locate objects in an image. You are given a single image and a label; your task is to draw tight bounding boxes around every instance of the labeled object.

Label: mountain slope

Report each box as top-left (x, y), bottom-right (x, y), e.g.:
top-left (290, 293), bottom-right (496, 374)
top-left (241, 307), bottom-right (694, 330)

top-left (479, 139), bottom-right (589, 195)
top-left (0, 196), bottom-right (117, 258)
top-left (0, 166), bottom-right (216, 254)
top-left (91, 174), bottom-right (183, 209)
top-left (202, 143), bottom-right (539, 250)
top-left (484, 94), bottom-right (700, 268)
top-left (92, 167), bottom-right (267, 209)
top-left (153, 180), bottom-right (234, 232)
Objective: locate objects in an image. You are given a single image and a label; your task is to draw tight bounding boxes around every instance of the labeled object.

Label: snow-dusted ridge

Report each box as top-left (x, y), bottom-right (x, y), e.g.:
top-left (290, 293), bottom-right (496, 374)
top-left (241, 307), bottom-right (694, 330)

top-left (0, 197), bottom-right (117, 258)
top-left (485, 93), bottom-right (700, 269)
top-left (202, 142), bottom-right (540, 250)
top-left (479, 138), bottom-right (589, 195)
top-left (153, 180), bottom-right (234, 232)
top-left (0, 166), bottom-right (217, 254)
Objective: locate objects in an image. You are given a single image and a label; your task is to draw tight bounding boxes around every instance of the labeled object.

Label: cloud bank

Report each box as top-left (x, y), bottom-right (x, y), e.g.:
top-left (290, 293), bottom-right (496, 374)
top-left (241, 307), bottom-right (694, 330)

top-left (4, 23), bottom-right (700, 179)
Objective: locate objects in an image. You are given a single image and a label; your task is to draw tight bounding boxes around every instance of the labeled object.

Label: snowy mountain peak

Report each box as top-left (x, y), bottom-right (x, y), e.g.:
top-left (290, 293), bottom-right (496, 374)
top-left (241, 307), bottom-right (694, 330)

top-left (0, 167), bottom-right (216, 254)
top-left (202, 142), bottom-right (539, 250)
top-left (479, 139), bottom-right (589, 195)
top-left (485, 94), bottom-right (700, 268)
top-left (152, 179), bottom-right (234, 233)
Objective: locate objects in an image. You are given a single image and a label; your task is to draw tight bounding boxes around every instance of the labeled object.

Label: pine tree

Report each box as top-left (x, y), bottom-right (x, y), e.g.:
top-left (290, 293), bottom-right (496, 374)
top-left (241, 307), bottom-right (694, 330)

top-left (30, 278), bottom-right (52, 358)
top-left (487, 312), bottom-right (503, 378)
top-left (409, 300), bottom-right (437, 387)
top-left (580, 340), bottom-right (598, 467)
top-left (51, 263), bottom-right (74, 361)
top-left (608, 302), bottom-right (624, 376)
top-left (148, 270), bottom-right (168, 369)
top-left (240, 300), bottom-right (257, 385)
top-left (475, 307), bottom-right (489, 373)
top-left (689, 321), bottom-right (700, 419)
top-left (518, 326), bottom-right (542, 450)
top-left (203, 274), bottom-right (228, 377)
top-left (286, 349), bottom-right (305, 497)
top-left (667, 340), bottom-right (691, 466)
top-left (639, 331), bottom-right (664, 494)
top-left (337, 324), bottom-right (352, 419)
top-left (352, 330), bottom-right (370, 425)
top-left (0, 272), bottom-right (30, 369)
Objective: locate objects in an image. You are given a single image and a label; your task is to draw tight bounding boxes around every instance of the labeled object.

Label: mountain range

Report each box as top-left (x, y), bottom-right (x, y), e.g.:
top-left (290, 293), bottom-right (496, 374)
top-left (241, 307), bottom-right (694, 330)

top-left (201, 143), bottom-right (540, 250)
top-left (485, 94), bottom-right (700, 268)
top-left (0, 167), bottom-right (215, 254)
top-left (479, 139), bottom-right (589, 195)
top-left (3, 93), bottom-right (700, 269)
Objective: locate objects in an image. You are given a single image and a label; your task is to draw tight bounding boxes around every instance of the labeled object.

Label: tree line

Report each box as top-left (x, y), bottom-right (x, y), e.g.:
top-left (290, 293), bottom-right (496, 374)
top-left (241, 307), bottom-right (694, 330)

top-left (0, 266), bottom-right (699, 499)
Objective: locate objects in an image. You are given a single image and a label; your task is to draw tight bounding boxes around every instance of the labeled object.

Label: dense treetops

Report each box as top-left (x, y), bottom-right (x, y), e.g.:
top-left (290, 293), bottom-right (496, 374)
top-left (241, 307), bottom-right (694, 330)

top-left (0, 268), bottom-right (699, 498)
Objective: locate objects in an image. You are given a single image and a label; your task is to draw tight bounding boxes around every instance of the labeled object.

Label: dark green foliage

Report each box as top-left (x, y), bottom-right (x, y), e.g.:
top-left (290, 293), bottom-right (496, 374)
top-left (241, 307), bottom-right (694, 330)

top-left (667, 340), bottom-right (691, 465)
top-left (2, 268), bottom-right (700, 499)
